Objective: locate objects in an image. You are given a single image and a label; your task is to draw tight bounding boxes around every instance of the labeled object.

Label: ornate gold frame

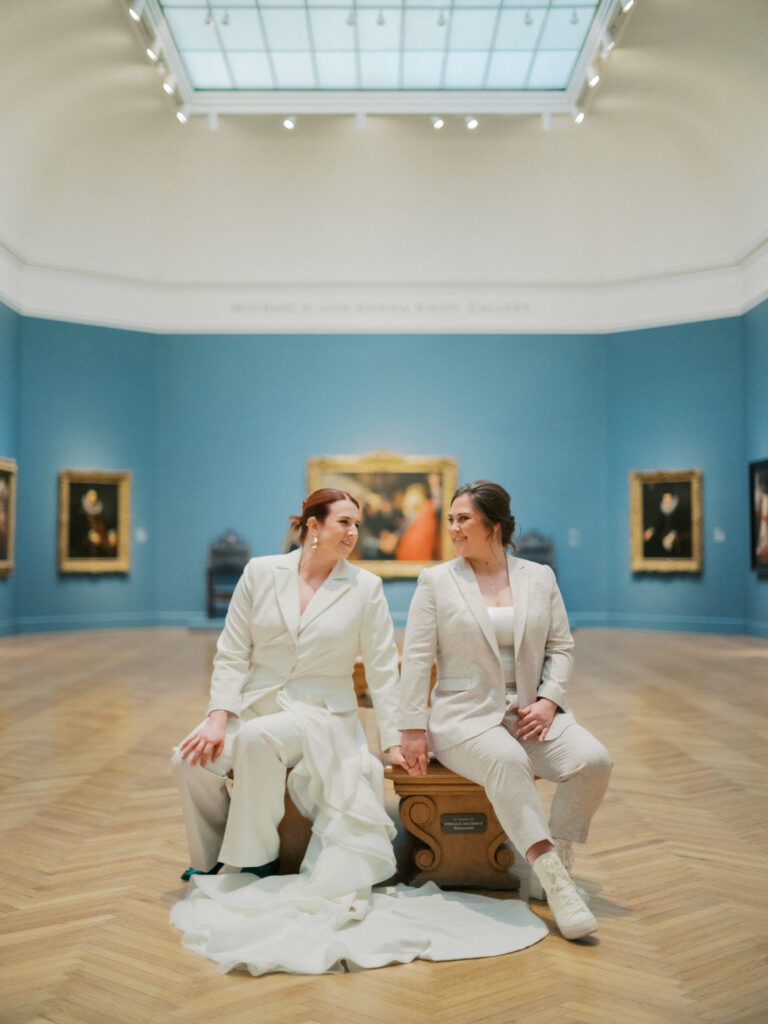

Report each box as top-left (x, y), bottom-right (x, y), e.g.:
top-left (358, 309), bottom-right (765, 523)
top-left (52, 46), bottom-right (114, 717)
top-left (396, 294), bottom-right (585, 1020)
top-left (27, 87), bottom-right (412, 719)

top-left (0, 456), bottom-right (17, 578)
top-left (630, 468), bottom-right (702, 574)
top-left (307, 451), bottom-right (458, 578)
top-left (58, 469), bottom-right (132, 574)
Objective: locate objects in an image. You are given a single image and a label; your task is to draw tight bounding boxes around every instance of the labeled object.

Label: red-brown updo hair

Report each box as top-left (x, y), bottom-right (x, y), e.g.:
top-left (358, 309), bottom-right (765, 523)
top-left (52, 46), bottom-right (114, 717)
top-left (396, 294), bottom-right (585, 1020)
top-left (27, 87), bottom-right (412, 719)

top-left (289, 488), bottom-right (360, 543)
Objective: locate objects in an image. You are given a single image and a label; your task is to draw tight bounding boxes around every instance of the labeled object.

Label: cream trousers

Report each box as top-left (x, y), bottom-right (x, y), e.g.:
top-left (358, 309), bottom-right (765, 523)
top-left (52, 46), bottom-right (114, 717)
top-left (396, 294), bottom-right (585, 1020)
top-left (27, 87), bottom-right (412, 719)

top-left (435, 711), bottom-right (612, 857)
top-left (171, 698), bottom-right (359, 870)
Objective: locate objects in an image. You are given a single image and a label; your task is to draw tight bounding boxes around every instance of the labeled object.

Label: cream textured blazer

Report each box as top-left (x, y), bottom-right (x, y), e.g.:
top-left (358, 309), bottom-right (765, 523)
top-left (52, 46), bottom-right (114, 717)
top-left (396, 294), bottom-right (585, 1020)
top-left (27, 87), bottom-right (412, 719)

top-left (399, 554), bottom-right (576, 751)
top-left (207, 548), bottom-right (401, 751)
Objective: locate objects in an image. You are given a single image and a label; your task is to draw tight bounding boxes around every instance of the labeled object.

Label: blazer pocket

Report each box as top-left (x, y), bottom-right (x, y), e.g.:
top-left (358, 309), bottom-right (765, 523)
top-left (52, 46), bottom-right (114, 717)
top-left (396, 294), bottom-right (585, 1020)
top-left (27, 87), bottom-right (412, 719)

top-left (438, 676), bottom-right (475, 693)
top-left (323, 691), bottom-right (359, 714)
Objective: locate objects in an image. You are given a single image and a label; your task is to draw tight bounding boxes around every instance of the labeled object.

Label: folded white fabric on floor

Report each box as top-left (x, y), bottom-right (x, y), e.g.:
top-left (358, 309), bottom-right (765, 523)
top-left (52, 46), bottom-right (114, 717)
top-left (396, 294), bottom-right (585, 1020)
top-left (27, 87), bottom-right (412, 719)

top-left (170, 875), bottom-right (548, 975)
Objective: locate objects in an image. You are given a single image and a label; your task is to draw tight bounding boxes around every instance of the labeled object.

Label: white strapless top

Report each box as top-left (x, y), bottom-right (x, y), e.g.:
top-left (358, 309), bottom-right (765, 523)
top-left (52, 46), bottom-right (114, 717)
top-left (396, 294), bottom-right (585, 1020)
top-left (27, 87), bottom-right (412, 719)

top-left (486, 605), bottom-right (516, 686)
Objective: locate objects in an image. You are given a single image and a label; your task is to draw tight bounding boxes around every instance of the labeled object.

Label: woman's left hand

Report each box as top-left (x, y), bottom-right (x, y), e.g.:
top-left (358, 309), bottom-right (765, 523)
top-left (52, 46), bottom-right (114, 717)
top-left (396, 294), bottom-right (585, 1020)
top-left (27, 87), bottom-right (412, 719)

top-left (514, 698), bottom-right (557, 743)
top-left (389, 744), bottom-right (408, 768)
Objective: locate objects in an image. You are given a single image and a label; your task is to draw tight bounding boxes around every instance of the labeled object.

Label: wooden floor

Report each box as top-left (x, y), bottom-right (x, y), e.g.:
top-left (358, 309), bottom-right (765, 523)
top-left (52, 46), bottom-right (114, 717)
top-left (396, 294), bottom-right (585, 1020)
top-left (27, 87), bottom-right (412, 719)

top-left (1, 627), bottom-right (767, 1024)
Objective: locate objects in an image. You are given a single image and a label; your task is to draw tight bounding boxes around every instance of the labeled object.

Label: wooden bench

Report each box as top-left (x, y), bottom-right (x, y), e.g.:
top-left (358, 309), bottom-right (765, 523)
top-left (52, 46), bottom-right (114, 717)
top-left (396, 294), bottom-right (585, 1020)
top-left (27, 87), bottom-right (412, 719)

top-left (384, 761), bottom-right (518, 890)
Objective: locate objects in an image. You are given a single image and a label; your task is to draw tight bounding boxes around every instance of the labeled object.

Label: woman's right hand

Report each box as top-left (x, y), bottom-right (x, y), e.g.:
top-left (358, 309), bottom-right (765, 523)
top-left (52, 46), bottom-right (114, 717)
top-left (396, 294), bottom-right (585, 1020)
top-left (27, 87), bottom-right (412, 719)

top-left (400, 729), bottom-right (429, 776)
top-left (179, 711), bottom-right (228, 767)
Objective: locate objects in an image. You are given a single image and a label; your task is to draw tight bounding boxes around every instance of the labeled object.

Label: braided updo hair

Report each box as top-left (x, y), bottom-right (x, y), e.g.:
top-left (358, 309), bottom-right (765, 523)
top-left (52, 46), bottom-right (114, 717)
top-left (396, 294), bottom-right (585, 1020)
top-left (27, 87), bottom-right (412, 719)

top-left (289, 488), bottom-right (360, 543)
top-left (451, 480), bottom-right (516, 549)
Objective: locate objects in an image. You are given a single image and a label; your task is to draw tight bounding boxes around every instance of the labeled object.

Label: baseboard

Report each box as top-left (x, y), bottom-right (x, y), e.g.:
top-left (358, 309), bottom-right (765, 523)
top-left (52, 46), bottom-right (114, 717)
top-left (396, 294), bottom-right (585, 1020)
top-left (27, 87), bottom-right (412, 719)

top-left (569, 612), bottom-right (755, 635)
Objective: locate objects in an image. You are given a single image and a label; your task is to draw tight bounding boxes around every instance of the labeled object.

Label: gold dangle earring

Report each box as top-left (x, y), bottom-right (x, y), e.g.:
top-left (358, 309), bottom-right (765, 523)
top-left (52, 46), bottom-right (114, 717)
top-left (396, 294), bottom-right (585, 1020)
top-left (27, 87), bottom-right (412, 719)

top-left (311, 534), bottom-right (319, 549)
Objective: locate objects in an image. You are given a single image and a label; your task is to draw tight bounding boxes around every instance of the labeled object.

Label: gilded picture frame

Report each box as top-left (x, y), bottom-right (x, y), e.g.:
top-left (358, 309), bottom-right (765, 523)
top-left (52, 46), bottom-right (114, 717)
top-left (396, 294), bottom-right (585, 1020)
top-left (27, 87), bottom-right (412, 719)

top-left (749, 458), bottom-right (768, 577)
top-left (630, 468), bottom-right (702, 574)
top-left (0, 456), bottom-right (17, 578)
top-left (58, 469), bottom-right (132, 574)
top-left (307, 451), bottom-right (458, 578)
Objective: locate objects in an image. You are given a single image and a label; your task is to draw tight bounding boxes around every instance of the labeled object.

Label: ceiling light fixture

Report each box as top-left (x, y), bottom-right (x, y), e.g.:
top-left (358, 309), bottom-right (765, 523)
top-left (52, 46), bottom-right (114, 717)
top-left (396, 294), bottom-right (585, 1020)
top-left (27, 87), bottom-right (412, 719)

top-left (346, 11), bottom-right (356, 26)
top-left (574, 110), bottom-right (585, 125)
top-left (283, 116), bottom-right (296, 130)
top-left (437, 11), bottom-right (446, 27)
top-left (601, 30), bottom-right (615, 58)
top-left (222, 12), bottom-right (230, 26)
top-left (431, 115), bottom-right (444, 130)
top-left (570, 9), bottom-right (579, 25)
top-left (465, 115), bottom-right (478, 130)
top-left (128, 1), bottom-right (145, 23)
top-left (524, 10), bottom-right (533, 26)
top-left (205, 11), bottom-right (213, 25)
top-left (376, 11), bottom-right (386, 26)
top-left (176, 108), bottom-right (189, 124)
top-left (586, 65), bottom-right (600, 87)
top-left (620, 0), bottom-right (634, 11)
top-left (162, 75), bottom-right (176, 96)
top-left (146, 38), bottom-right (161, 62)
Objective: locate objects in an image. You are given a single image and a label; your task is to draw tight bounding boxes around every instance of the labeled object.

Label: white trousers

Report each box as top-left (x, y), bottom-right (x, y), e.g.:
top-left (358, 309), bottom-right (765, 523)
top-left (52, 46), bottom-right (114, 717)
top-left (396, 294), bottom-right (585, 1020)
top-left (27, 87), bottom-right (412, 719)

top-left (435, 712), bottom-right (612, 858)
top-left (171, 701), bottom-right (359, 870)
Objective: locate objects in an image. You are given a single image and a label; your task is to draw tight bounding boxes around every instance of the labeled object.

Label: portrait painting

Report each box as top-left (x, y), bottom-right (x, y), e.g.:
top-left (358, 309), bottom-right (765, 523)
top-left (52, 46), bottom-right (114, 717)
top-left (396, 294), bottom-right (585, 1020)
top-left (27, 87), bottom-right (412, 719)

top-left (307, 451), bottom-right (458, 577)
top-left (0, 456), bottom-right (17, 578)
top-left (630, 469), bottom-right (702, 574)
top-left (749, 459), bottom-right (768, 577)
top-left (58, 469), bottom-right (132, 573)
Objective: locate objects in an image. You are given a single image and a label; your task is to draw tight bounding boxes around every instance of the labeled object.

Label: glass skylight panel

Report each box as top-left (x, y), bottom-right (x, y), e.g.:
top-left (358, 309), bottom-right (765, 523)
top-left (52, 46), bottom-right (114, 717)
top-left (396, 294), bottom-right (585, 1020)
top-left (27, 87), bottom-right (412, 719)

top-left (157, 0), bottom-right (603, 94)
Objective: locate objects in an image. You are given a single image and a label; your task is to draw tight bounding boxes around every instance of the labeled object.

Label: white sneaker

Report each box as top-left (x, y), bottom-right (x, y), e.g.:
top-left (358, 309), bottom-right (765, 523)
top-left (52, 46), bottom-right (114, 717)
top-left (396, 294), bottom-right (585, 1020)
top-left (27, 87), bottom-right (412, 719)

top-left (555, 839), bottom-right (590, 902)
top-left (532, 851), bottom-right (598, 940)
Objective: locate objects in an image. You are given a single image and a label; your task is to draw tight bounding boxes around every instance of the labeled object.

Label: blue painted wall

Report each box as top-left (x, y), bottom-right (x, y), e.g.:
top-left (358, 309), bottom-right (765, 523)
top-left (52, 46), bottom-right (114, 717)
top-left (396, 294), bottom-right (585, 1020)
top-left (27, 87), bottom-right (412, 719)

top-left (14, 316), bottom-right (158, 630)
top-left (3, 296), bottom-right (766, 637)
top-left (744, 298), bottom-right (768, 631)
top-left (604, 316), bottom-right (749, 632)
top-left (0, 301), bottom-right (19, 632)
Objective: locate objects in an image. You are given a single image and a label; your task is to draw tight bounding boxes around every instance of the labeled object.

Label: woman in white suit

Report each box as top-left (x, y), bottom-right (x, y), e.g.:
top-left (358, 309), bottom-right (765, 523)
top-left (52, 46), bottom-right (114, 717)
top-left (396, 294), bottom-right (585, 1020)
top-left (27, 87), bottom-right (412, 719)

top-left (172, 488), bottom-right (405, 888)
top-left (400, 480), bottom-right (611, 941)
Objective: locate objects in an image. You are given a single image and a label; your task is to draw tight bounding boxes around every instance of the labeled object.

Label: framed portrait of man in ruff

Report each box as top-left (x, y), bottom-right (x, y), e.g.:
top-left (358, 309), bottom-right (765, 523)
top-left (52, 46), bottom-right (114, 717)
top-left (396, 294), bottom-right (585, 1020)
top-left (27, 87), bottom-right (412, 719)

top-left (749, 459), bottom-right (768, 577)
top-left (307, 451), bottom-right (458, 578)
top-left (58, 469), bottom-right (132, 573)
top-left (630, 469), bottom-right (702, 574)
top-left (0, 456), bottom-right (17, 578)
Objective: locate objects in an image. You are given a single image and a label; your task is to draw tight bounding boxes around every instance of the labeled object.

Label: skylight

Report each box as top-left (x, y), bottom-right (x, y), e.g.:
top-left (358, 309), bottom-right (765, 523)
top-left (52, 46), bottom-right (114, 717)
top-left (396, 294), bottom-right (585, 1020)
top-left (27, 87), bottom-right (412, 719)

top-left (128, 0), bottom-right (635, 119)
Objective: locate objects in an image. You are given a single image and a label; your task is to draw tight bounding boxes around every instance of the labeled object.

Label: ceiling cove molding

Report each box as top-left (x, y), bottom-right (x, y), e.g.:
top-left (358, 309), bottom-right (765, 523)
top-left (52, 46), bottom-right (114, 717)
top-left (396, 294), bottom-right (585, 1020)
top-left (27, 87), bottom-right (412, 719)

top-left (1, 236), bottom-right (766, 336)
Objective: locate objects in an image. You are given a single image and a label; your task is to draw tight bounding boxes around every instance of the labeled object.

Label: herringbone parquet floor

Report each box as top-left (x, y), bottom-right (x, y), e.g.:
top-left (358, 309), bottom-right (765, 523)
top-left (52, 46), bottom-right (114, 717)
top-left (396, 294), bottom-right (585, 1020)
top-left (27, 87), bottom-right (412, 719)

top-left (1, 627), bottom-right (766, 1024)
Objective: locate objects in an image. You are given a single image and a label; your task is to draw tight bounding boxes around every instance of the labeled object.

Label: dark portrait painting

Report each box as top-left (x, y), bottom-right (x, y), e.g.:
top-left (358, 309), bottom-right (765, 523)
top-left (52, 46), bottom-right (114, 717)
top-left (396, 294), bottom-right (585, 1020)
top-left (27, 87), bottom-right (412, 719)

top-left (0, 457), bottom-right (17, 577)
top-left (630, 469), bottom-right (702, 573)
top-left (750, 459), bottom-right (768, 577)
top-left (58, 469), bottom-right (132, 573)
top-left (307, 452), bottom-right (458, 577)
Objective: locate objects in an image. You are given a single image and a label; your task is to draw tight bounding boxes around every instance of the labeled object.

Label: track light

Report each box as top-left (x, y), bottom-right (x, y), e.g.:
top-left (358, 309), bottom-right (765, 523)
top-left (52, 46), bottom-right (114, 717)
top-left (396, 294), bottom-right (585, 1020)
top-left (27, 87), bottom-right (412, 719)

top-left (377, 10), bottom-right (386, 26)
top-left (162, 75), bottom-right (176, 96)
top-left (346, 11), bottom-right (355, 26)
top-left (620, 0), bottom-right (634, 11)
top-left (176, 109), bottom-right (189, 124)
top-left (283, 116), bottom-right (296, 130)
top-left (465, 115), bottom-right (478, 130)
top-left (146, 38), bottom-right (161, 62)
top-left (601, 31), bottom-right (615, 59)
top-left (128, 1), bottom-right (145, 23)
top-left (431, 115), bottom-right (445, 130)
top-left (524, 10), bottom-right (533, 26)
top-left (587, 64), bottom-right (600, 88)
top-left (437, 11), bottom-right (446, 27)
top-left (570, 9), bottom-right (579, 25)
top-left (574, 110), bottom-right (585, 125)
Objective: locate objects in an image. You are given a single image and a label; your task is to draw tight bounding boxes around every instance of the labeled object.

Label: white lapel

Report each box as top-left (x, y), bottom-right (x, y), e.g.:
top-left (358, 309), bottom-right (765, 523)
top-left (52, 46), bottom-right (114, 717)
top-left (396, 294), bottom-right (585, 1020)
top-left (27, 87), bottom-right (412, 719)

top-left (273, 548), bottom-right (302, 643)
top-left (299, 558), bottom-right (354, 631)
top-left (508, 554), bottom-right (529, 654)
top-left (450, 558), bottom-right (501, 661)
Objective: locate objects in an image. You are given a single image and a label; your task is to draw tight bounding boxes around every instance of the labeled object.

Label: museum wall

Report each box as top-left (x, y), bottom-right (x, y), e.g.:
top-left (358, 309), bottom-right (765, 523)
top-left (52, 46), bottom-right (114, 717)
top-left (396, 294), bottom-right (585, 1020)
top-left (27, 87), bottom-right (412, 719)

top-left (0, 301), bottom-right (19, 628)
top-left (3, 297), bottom-right (766, 638)
top-left (745, 299), bottom-right (768, 629)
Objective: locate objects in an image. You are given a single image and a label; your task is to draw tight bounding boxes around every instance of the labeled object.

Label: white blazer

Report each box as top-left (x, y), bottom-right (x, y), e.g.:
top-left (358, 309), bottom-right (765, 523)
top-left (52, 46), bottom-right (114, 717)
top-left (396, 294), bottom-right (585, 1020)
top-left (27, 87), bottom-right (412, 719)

top-left (399, 554), bottom-right (576, 751)
top-left (207, 548), bottom-right (401, 750)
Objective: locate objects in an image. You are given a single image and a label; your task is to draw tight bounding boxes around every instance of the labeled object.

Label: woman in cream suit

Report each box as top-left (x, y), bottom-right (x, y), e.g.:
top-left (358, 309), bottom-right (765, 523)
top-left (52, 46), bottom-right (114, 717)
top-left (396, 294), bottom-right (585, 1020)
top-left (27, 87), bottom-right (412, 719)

top-left (400, 480), bottom-right (611, 941)
top-left (172, 488), bottom-right (405, 887)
